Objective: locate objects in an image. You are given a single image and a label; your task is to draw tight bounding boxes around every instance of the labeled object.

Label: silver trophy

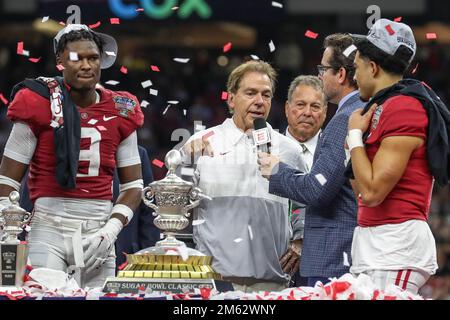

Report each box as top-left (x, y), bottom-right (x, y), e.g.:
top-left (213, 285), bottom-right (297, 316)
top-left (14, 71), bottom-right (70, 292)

top-left (102, 150), bottom-right (234, 294)
top-left (0, 191), bottom-right (31, 287)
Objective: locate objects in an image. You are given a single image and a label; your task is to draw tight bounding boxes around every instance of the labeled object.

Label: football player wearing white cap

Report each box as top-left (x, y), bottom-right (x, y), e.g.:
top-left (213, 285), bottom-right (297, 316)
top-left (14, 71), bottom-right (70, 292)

top-left (0, 24), bottom-right (144, 287)
top-left (346, 18), bottom-right (449, 294)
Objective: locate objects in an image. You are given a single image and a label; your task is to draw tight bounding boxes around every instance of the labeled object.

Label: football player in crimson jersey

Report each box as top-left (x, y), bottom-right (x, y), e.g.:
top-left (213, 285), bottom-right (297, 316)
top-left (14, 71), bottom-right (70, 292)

top-left (347, 19), bottom-right (442, 294)
top-left (0, 24), bottom-right (144, 287)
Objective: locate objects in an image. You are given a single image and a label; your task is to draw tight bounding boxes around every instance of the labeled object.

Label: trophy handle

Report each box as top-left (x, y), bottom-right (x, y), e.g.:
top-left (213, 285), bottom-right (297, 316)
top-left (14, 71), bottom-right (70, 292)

top-left (142, 186), bottom-right (159, 213)
top-left (22, 211), bottom-right (32, 228)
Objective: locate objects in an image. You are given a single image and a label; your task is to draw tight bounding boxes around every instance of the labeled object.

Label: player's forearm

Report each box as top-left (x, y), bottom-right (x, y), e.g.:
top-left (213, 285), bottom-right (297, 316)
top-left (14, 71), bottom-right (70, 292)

top-left (111, 188), bottom-right (142, 225)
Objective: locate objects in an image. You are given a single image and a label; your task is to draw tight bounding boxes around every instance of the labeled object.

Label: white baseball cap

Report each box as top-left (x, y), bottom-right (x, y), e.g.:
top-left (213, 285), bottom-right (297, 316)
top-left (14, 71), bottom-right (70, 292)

top-left (53, 24), bottom-right (118, 69)
top-left (353, 18), bottom-right (416, 63)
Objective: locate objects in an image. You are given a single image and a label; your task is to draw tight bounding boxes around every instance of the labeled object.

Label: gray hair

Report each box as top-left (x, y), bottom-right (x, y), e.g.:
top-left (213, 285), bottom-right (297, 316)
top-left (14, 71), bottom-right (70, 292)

top-left (287, 75), bottom-right (325, 104)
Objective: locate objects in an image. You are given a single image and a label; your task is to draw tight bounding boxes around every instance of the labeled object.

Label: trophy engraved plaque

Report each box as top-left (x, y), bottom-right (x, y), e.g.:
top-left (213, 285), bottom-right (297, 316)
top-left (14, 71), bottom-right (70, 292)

top-left (103, 150), bottom-right (233, 294)
top-left (0, 191), bottom-right (31, 287)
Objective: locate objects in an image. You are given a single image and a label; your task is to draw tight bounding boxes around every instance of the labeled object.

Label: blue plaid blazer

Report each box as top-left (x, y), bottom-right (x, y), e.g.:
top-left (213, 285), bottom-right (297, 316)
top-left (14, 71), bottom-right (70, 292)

top-left (270, 92), bottom-right (364, 278)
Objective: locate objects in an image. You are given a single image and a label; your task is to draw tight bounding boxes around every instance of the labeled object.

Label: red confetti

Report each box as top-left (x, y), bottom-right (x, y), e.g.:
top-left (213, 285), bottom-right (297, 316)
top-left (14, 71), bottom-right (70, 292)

top-left (223, 42), bottom-right (232, 53)
top-left (56, 64), bottom-right (65, 71)
top-left (221, 91), bottom-right (228, 100)
top-left (88, 21), bottom-right (101, 29)
top-left (136, 8), bottom-right (144, 12)
top-left (0, 93), bottom-right (8, 105)
top-left (394, 17), bottom-right (402, 22)
top-left (305, 30), bottom-right (319, 39)
top-left (384, 295), bottom-right (397, 300)
top-left (110, 18), bottom-right (120, 24)
top-left (150, 65), bottom-right (160, 72)
top-left (200, 287), bottom-right (212, 299)
top-left (371, 289), bottom-right (380, 300)
top-left (118, 261), bottom-right (128, 270)
top-left (385, 24), bottom-right (395, 35)
top-left (202, 130), bottom-right (214, 140)
top-left (28, 57), bottom-right (41, 63)
top-left (152, 159), bottom-right (164, 168)
top-left (426, 32), bottom-right (437, 40)
top-left (120, 66), bottom-right (128, 74)
top-left (17, 42), bottom-right (24, 55)
top-left (59, 21), bottom-right (66, 26)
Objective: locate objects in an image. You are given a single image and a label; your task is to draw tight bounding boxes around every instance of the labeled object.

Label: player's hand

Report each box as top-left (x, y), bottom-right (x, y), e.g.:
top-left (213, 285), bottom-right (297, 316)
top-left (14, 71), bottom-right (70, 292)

top-left (82, 218), bottom-right (123, 274)
top-left (348, 104), bottom-right (377, 132)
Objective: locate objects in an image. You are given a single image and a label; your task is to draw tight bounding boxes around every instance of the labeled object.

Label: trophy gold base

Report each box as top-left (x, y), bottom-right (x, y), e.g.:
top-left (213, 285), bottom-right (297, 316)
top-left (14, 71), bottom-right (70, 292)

top-left (0, 242), bottom-right (28, 287)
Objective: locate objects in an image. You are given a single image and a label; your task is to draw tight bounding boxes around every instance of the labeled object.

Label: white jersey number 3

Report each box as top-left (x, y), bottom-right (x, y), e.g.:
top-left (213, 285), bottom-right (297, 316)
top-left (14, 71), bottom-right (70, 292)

top-left (77, 127), bottom-right (101, 177)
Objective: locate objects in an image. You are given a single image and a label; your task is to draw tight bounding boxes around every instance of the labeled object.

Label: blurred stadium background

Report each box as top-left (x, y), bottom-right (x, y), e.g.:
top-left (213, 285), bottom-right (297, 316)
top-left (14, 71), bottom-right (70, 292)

top-left (0, 0), bottom-right (449, 299)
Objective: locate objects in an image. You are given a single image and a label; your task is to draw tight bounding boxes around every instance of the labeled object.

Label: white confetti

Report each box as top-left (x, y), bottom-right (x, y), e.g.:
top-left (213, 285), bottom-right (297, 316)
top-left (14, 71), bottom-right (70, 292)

top-left (105, 51), bottom-right (116, 56)
top-left (41, 16), bottom-right (49, 23)
top-left (22, 50), bottom-right (30, 57)
top-left (173, 58), bottom-right (190, 63)
top-left (149, 89), bottom-right (158, 96)
top-left (141, 80), bottom-right (152, 88)
top-left (271, 1), bottom-right (283, 8)
top-left (162, 104), bottom-right (171, 115)
top-left (192, 219), bottom-right (205, 226)
top-left (315, 173), bottom-right (327, 185)
top-left (233, 238), bottom-right (243, 243)
top-left (167, 100), bottom-right (179, 104)
top-left (343, 252), bottom-right (350, 267)
top-left (250, 54), bottom-right (260, 60)
top-left (141, 100), bottom-right (149, 108)
top-left (24, 225), bottom-right (31, 232)
top-left (105, 80), bottom-right (119, 86)
top-left (69, 52), bottom-right (78, 61)
top-left (195, 124), bottom-right (206, 132)
top-left (183, 109), bottom-right (187, 116)
top-left (248, 225), bottom-right (253, 240)
top-left (269, 40), bottom-right (276, 52)
top-left (181, 167), bottom-right (195, 176)
top-left (343, 44), bottom-right (357, 57)
top-left (87, 119), bottom-right (98, 125)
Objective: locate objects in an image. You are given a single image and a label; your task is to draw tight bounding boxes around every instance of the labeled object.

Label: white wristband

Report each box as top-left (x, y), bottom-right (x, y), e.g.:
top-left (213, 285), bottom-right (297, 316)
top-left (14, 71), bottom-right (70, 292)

top-left (347, 129), bottom-right (364, 152)
top-left (112, 204), bottom-right (134, 225)
top-left (0, 175), bottom-right (21, 191)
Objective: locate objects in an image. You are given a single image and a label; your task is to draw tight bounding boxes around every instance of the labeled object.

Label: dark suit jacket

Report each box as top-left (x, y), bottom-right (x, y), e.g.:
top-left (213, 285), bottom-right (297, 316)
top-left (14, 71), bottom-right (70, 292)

top-left (19, 146), bottom-right (160, 268)
top-left (270, 92), bottom-right (364, 278)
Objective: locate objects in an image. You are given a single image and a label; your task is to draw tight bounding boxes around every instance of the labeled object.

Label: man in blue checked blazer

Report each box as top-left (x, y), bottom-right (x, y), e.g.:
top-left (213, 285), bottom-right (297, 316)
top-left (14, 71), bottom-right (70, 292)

top-left (258, 34), bottom-right (364, 287)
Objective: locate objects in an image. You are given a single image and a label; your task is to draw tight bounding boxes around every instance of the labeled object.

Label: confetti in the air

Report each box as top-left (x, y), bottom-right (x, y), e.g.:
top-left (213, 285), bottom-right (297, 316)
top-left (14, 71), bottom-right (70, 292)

top-left (394, 17), bottom-right (402, 22)
top-left (167, 100), bottom-right (179, 105)
top-left (223, 42), bottom-right (232, 53)
top-left (28, 57), bottom-right (41, 63)
top-left (181, 167), bottom-right (195, 176)
top-left (221, 91), bottom-right (228, 100)
top-left (152, 159), bottom-right (165, 168)
top-left (385, 24), bottom-right (395, 35)
top-left (343, 45), bottom-right (357, 57)
top-left (141, 80), bottom-right (152, 88)
top-left (88, 119), bottom-right (98, 125)
top-left (162, 105), bottom-right (171, 115)
top-left (315, 173), bottom-right (327, 185)
top-left (0, 93), bottom-right (8, 105)
top-left (97, 125), bottom-right (107, 131)
top-left (250, 55), bottom-right (260, 60)
top-left (248, 225), bottom-right (254, 240)
top-left (69, 52), bottom-right (78, 61)
top-left (141, 100), bottom-right (149, 108)
top-left (195, 124), bottom-right (206, 132)
top-left (105, 80), bottom-right (120, 85)
top-left (183, 109), bottom-right (187, 116)
top-left (88, 21), bottom-right (101, 29)
top-left (105, 51), bottom-right (116, 56)
top-left (56, 64), bottom-right (65, 71)
top-left (16, 42), bottom-right (24, 55)
top-left (192, 219), bottom-right (205, 226)
top-left (149, 89), bottom-right (158, 96)
top-left (110, 18), bottom-right (120, 24)
top-left (173, 58), bottom-right (190, 63)
top-left (136, 8), bottom-right (144, 12)
top-left (426, 32), bottom-right (437, 40)
top-left (120, 66), bottom-right (128, 74)
top-left (343, 252), bottom-right (350, 266)
top-left (150, 65), bottom-right (160, 72)
top-left (271, 1), bottom-right (283, 8)
top-left (305, 30), bottom-right (319, 39)
top-left (59, 21), bottom-right (66, 26)
top-left (269, 40), bottom-right (276, 52)
top-left (41, 16), bottom-right (49, 23)
top-left (234, 238), bottom-right (243, 243)
top-left (411, 63), bottom-right (419, 74)
top-left (172, 6), bottom-right (179, 10)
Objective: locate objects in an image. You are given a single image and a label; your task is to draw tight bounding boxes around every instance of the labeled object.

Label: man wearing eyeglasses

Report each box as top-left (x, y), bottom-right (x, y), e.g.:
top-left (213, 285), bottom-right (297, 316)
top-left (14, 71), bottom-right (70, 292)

top-left (258, 33), bottom-right (363, 287)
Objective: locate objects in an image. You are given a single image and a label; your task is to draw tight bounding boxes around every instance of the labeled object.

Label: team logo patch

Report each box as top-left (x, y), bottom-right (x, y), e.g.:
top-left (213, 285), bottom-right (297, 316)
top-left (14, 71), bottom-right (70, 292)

top-left (113, 96), bottom-right (136, 118)
top-left (371, 104), bottom-right (383, 130)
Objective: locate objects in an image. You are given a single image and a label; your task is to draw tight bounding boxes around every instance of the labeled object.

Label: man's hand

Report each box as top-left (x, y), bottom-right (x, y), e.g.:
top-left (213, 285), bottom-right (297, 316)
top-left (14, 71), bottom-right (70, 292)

top-left (348, 103), bottom-right (377, 132)
top-left (257, 152), bottom-right (280, 179)
top-left (279, 239), bottom-right (302, 276)
top-left (82, 218), bottom-right (123, 274)
top-left (183, 137), bottom-right (214, 164)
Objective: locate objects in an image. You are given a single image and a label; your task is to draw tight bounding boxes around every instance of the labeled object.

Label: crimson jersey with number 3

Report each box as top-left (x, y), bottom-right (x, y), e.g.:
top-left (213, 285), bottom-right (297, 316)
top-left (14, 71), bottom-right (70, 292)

top-left (7, 87), bottom-right (144, 201)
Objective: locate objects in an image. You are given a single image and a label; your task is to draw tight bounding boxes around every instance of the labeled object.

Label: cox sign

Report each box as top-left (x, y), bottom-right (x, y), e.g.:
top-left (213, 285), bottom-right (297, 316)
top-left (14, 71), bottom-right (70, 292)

top-left (109, 0), bottom-right (212, 20)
